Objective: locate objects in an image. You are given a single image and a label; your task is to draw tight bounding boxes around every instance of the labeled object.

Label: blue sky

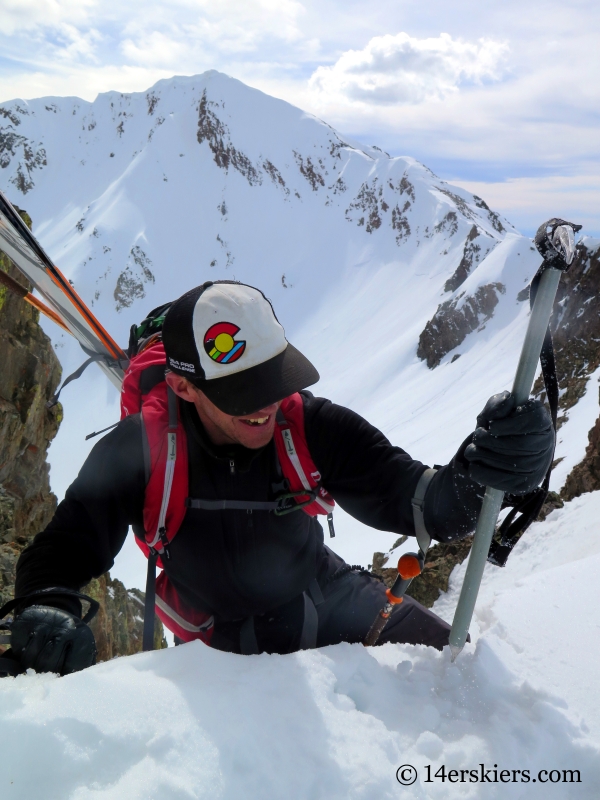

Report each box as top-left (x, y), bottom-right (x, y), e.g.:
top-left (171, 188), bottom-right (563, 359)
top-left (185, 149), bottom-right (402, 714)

top-left (1, 0), bottom-right (598, 236)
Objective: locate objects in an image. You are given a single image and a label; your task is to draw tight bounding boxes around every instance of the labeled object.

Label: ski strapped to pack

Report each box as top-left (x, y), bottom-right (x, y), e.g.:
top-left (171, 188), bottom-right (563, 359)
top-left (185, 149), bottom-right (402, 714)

top-left (0, 189), bottom-right (127, 392)
top-left (487, 218), bottom-right (582, 567)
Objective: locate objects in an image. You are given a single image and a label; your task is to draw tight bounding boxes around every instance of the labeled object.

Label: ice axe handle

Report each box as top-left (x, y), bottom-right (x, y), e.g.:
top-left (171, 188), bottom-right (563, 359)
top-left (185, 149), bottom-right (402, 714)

top-left (363, 553), bottom-right (423, 647)
top-left (448, 220), bottom-right (580, 660)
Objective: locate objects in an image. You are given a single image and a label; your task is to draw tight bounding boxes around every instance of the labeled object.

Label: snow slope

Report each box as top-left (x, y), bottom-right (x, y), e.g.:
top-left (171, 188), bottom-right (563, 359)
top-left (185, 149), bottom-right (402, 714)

top-left (0, 72), bottom-right (599, 798)
top-left (1, 493), bottom-right (598, 798)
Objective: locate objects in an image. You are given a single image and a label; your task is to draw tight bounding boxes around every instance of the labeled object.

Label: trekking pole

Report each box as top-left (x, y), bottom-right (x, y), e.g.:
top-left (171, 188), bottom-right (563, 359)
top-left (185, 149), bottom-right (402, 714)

top-left (448, 219), bottom-right (581, 662)
top-left (364, 552), bottom-right (423, 646)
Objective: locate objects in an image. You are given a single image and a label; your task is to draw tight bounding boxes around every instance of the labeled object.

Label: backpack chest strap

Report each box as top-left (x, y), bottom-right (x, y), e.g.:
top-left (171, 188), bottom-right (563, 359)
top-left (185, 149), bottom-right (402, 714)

top-left (185, 488), bottom-right (318, 515)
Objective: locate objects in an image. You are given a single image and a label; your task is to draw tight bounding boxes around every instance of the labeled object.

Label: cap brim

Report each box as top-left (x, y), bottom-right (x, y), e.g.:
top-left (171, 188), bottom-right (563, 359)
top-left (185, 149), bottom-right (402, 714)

top-left (192, 343), bottom-right (320, 415)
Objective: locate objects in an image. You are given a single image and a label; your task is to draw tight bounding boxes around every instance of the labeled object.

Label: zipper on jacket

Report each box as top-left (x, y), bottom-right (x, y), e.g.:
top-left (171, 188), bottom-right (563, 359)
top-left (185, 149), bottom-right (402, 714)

top-left (229, 459), bottom-right (236, 475)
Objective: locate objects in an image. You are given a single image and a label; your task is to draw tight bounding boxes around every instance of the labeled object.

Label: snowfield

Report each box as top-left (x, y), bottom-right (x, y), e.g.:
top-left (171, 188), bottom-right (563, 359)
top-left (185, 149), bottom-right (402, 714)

top-left (1, 71), bottom-right (599, 798)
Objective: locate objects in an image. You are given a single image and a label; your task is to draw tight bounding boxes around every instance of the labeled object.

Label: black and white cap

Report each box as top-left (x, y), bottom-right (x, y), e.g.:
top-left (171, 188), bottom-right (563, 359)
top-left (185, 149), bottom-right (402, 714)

top-left (162, 281), bottom-right (319, 415)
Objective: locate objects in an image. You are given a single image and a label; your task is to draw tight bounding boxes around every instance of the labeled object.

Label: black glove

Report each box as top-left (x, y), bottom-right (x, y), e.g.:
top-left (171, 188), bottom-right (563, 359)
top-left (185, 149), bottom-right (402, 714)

top-left (461, 391), bottom-right (554, 495)
top-left (10, 605), bottom-right (97, 675)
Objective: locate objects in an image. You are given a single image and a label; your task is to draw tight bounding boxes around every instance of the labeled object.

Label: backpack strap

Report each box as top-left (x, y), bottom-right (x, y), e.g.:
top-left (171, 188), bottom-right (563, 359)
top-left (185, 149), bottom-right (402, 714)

top-left (147, 386), bottom-right (179, 556)
top-left (274, 395), bottom-right (336, 524)
top-left (142, 550), bottom-right (159, 652)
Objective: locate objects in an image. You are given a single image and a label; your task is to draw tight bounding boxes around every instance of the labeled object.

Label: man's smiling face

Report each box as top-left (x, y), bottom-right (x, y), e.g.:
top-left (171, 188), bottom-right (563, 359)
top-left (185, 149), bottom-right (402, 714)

top-left (166, 372), bottom-right (280, 448)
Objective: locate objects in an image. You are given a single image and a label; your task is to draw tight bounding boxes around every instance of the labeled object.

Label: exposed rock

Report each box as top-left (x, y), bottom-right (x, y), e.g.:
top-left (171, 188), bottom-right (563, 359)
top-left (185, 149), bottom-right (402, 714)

top-left (426, 211), bottom-right (458, 239)
top-left (561, 415), bottom-right (600, 501)
top-left (389, 175), bottom-right (415, 203)
top-left (371, 537), bottom-right (473, 608)
top-left (391, 203), bottom-right (411, 244)
top-left (197, 90), bottom-right (262, 186)
top-left (0, 108), bottom-right (47, 194)
top-left (436, 187), bottom-right (476, 222)
top-left (263, 160), bottom-right (289, 195)
top-left (444, 226), bottom-right (497, 293)
top-left (83, 573), bottom-right (166, 661)
top-left (536, 490), bottom-right (564, 521)
top-left (330, 176), bottom-right (347, 195)
top-left (0, 208), bottom-right (62, 614)
top-left (345, 178), bottom-right (388, 233)
top-left (418, 283), bottom-right (506, 369)
top-left (472, 194), bottom-right (507, 234)
top-left (146, 92), bottom-right (159, 116)
top-left (533, 241), bottom-right (600, 425)
top-left (114, 245), bottom-right (155, 311)
top-left (0, 209), bottom-right (165, 660)
top-left (293, 152), bottom-right (325, 191)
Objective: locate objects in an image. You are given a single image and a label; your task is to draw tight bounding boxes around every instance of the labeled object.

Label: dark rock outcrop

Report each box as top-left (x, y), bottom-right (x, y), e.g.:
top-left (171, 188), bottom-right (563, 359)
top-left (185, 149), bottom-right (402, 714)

top-left (561, 415), bottom-right (600, 501)
top-left (0, 208), bottom-right (62, 612)
top-left (533, 240), bottom-right (600, 426)
top-left (84, 574), bottom-right (166, 660)
top-left (418, 282), bottom-right (505, 369)
top-left (0, 208), bottom-right (165, 659)
top-left (0, 105), bottom-right (47, 194)
top-left (197, 90), bottom-right (262, 186)
top-left (444, 226), bottom-right (496, 293)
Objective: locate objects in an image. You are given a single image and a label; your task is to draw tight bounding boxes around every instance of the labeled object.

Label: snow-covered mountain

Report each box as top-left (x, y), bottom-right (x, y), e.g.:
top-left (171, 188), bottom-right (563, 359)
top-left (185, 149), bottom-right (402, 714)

top-left (0, 69), bottom-right (511, 338)
top-left (1, 72), bottom-right (599, 796)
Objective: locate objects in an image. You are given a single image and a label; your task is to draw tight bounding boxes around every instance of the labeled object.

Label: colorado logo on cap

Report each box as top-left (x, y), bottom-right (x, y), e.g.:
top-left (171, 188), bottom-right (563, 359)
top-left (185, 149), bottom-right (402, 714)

top-left (203, 321), bottom-right (246, 364)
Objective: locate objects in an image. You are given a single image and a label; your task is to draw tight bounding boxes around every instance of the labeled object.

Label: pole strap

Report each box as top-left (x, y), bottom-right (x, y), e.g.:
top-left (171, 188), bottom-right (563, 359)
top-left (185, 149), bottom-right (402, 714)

top-left (142, 550), bottom-right (158, 652)
top-left (411, 468), bottom-right (437, 556)
top-left (0, 587), bottom-right (100, 624)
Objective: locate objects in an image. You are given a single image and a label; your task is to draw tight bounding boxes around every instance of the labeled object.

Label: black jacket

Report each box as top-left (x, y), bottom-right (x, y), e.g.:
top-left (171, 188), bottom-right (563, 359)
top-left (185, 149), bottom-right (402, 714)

top-left (15, 392), bottom-right (483, 620)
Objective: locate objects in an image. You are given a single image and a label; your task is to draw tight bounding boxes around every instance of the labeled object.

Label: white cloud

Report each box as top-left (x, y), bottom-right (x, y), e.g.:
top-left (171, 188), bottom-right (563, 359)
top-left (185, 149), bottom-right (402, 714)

top-left (309, 32), bottom-right (508, 106)
top-left (0, 0), bottom-right (97, 35)
top-left (452, 171), bottom-right (600, 237)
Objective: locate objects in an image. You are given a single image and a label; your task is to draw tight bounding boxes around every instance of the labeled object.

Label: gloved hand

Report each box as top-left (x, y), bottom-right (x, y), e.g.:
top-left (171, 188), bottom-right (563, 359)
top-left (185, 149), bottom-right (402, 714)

top-left (10, 605), bottom-right (97, 675)
top-left (461, 391), bottom-right (554, 495)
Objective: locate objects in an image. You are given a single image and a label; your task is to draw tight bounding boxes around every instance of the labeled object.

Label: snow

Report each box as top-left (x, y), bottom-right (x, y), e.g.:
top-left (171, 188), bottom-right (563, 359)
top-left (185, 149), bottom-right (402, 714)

top-left (2, 491), bottom-right (599, 798)
top-left (1, 71), bottom-right (599, 797)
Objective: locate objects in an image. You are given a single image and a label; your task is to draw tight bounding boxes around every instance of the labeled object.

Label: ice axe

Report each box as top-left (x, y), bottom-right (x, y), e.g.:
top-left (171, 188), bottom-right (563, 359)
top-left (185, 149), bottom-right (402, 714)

top-left (448, 218), bottom-right (582, 661)
top-left (364, 552), bottom-right (424, 646)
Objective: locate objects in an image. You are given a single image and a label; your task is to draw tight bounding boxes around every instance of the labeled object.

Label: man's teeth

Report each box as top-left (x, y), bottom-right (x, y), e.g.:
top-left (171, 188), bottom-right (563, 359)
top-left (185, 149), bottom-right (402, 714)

top-left (244, 417), bottom-right (269, 426)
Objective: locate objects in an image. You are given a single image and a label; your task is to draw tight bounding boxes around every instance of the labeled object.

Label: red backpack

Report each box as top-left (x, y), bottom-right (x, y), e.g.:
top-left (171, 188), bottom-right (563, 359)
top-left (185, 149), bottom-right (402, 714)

top-left (120, 341), bottom-right (335, 645)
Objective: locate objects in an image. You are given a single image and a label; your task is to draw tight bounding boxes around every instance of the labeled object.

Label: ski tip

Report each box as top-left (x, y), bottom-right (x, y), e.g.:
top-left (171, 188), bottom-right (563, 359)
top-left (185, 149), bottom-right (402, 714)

top-left (449, 643), bottom-right (463, 663)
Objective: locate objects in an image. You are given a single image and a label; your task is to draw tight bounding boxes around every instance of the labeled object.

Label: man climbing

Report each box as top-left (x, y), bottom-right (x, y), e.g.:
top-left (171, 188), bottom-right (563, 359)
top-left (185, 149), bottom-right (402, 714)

top-left (7, 281), bottom-right (554, 675)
